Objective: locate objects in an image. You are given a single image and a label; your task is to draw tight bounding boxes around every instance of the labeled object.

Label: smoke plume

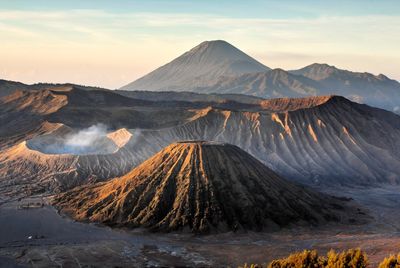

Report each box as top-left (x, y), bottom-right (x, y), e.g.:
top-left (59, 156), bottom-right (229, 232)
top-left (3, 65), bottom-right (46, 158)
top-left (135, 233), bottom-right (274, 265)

top-left (28, 124), bottom-right (119, 155)
top-left (65, 124), bottom-right (108, 148)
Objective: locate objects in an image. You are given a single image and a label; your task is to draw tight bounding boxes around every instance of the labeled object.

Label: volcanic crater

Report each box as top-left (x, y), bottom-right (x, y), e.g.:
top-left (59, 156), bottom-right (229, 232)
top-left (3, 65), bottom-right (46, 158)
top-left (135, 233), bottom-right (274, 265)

top-left (26, 126), bottom-right (132, 156)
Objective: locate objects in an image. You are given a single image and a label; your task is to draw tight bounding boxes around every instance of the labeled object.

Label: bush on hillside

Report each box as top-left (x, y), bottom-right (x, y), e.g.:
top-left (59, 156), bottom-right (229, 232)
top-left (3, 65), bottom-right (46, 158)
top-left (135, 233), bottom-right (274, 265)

top-left (241, 248), bottom-right (371, 268)
top-left (379, 254), bottom-right (400, 268)
top-left (268, 250), bottom-right (326, 268)
top-left (326, 248), bottom-right (368, 268)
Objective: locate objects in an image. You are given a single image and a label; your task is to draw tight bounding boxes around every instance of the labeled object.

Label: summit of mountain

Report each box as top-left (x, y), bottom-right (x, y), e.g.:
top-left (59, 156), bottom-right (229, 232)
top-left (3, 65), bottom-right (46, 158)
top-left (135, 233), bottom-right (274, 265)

top-left (120, 40), bottom-right (270, 91)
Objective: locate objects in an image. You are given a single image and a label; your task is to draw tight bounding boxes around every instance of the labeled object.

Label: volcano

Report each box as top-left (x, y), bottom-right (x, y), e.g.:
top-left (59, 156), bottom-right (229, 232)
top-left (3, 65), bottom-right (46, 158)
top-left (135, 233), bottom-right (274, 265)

top-left (54, 141), bottom-right (364, 233)
top-left (121, 40), bottom-right (269, 91)
top-left (1, 88), bottom-right (400, 198)
top-left (120, 40), bottom-right (400, 113)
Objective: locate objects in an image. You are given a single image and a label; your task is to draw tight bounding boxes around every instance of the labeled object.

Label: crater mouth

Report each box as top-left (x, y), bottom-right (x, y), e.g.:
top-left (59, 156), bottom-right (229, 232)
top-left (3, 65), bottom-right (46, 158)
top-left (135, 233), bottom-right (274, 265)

top-left (176, 140), bottom-right (225, 146)
top-left (26, 134), bottom-right (119, 155)
top-left (25, 125), bottom-right (132, 155)
top-left (176, 140), bottom-right (209, 144)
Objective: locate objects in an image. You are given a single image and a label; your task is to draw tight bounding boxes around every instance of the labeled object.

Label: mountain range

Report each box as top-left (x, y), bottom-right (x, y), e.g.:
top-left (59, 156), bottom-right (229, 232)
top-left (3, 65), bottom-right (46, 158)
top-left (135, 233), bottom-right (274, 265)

top-left (1, 87), bottom-right (399, 201)
top-left (0, 39), bottom-right (399, 202)
top-left (121, 40), bottom-right (400, 114)
top-left (1, 40), bottom-right (398, 114)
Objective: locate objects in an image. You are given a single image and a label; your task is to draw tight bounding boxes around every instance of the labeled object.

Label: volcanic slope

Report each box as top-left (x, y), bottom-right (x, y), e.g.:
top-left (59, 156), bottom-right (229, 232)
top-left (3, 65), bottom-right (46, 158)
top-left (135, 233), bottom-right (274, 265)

top-left (0, 127), bottom-right (136, 198)
top-left (0, 87), bottom-right (273, 196)
top-left (1, 90), bottom-right (399, 197)
top-left (0, 89), bottom-right (68, 149)
top-left (54, 142), bottom-right (365, 233)
top-left (123, 96), bottom-right (400, 186)
top-left (199, 64), bottom-right (400, 107)
top-left (198, 68), bottom-right (321, 98)
top-left (120, 40), bottom-right (269, 91)
top-left (0, 87), bottom-right (200, 148)
top-left (291, 63), bottom-right (400, 112)
top-left (120, 40), bottom-right (400, 113)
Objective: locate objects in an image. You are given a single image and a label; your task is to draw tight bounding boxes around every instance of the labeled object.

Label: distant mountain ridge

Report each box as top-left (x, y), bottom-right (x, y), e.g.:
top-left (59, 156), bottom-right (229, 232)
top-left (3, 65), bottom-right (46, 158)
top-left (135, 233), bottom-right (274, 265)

top-left (121, 40), bottom-right (400, 113)
top-left (0, 79), bottom-right (108, 98)
top-left (198, 68), bottom-right (321, 97)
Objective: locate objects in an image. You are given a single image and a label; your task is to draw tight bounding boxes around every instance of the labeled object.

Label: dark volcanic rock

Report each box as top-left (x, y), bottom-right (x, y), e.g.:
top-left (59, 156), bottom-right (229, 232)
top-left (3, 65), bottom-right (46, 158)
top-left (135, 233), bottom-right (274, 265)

top-left (54, 141), bottom-right (366, 233)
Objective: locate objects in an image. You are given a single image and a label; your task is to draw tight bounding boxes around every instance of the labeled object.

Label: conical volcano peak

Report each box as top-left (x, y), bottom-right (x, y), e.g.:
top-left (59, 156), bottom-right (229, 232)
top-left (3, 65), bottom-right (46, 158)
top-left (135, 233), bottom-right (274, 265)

top-left (120, 40), bottom-right (269, 91)
top-left (193, 40), bottom-right (233, 50)
top-left (54, 141), bottom-right (365, 233)
top-left (186, 40), bottom-right (251, 61)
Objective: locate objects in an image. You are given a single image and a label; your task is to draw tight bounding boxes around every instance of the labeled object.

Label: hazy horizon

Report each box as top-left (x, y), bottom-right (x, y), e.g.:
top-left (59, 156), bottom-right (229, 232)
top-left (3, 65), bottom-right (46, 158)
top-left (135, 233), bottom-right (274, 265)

top-left (1, 0), bottom-right (399, 88)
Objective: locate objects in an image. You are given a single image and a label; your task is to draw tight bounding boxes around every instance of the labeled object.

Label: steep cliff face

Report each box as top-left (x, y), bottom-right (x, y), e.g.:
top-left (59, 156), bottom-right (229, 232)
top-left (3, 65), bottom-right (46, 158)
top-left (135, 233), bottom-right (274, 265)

top-left (124, 96), bottom-right (400, 186)
top-left (53, 142), bottom-right (365, 233)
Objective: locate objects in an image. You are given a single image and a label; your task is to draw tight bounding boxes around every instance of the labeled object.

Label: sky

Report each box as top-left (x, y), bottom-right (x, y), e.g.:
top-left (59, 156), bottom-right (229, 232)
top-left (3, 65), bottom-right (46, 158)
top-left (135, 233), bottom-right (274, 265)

top-left (0, 0), bottom-right (399, 89)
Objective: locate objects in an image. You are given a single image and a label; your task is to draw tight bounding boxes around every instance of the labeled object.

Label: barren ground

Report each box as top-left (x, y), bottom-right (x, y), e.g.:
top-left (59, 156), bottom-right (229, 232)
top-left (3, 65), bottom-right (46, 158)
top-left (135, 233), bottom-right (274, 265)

top-left (0, 186), bottom-right (399, 267)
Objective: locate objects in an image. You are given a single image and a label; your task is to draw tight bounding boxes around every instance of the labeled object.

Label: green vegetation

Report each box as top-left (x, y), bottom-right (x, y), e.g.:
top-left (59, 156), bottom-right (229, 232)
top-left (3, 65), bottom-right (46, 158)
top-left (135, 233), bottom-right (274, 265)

top-left (240, 248), bottom-right (400, 268)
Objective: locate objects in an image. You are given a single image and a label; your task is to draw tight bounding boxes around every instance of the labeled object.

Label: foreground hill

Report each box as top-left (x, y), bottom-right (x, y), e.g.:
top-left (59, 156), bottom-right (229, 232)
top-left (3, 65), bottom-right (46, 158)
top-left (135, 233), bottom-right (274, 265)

top-left (121, 40), bottom-right (400, 113)
top-left (53, 142), bottom-right (366, 233)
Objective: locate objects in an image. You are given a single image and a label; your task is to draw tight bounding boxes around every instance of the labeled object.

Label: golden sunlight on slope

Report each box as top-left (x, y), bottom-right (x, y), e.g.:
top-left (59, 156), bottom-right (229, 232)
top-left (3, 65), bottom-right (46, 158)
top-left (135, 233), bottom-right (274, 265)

top-left (53, 142), bottom-right (367, 233)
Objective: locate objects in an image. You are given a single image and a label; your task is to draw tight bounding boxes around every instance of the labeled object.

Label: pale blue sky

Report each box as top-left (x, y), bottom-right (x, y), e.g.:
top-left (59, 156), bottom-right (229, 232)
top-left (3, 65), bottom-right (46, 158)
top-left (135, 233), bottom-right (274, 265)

top-left (0, 0), bottom-right (399, 88)
top-left (2, 1), bottom-right (399, 17)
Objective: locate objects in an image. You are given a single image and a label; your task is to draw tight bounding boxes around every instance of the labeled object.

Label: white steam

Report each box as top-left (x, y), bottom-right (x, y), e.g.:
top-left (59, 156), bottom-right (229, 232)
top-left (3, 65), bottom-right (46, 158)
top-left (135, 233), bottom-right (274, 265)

top-left (65, 124), bottom-right (108, 148)
top-left (28, 124), bottom-right (119, 155)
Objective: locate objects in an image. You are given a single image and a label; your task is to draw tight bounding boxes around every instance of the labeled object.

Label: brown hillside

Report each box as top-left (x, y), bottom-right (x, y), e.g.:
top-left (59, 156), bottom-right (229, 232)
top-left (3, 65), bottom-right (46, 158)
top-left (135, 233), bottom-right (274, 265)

top-left (54, 142), bottom-right (366, 233)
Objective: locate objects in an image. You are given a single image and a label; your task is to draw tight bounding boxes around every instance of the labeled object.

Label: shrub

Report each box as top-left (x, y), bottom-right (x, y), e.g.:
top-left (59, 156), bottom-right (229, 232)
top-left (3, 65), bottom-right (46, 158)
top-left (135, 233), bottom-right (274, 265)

top-left (326, 248), bottom-right (368, 268)
top-left (241, 264), bottom-right (264, 268)
top-left (241, 249), bottom-right (400, 268)
top-left (242, 249), bottom-right (369, 268)
top-left (268, 250), bottom-right (326, 268)
top-left (379, 255), bottom-right (400, 268)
